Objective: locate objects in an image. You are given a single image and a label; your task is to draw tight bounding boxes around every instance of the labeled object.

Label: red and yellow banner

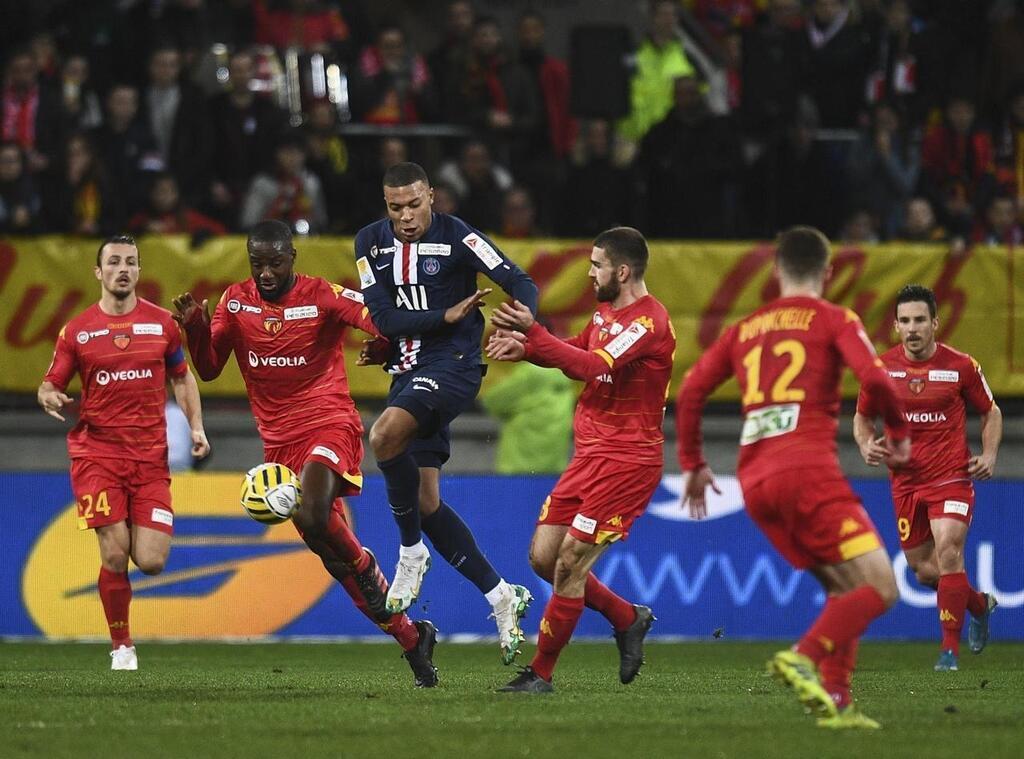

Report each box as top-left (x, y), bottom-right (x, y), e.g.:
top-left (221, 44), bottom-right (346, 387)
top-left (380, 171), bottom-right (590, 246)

top-left (1, 236), bottom-right (1022, 398)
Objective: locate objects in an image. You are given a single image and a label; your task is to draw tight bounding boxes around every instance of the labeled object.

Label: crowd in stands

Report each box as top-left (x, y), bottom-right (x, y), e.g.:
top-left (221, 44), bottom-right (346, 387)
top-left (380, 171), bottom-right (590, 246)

top-left (2, 0), bottom-right (1024, 248)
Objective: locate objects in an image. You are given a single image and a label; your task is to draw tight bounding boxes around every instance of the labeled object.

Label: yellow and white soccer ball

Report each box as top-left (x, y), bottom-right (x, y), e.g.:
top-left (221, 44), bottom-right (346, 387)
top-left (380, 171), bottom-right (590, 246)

top-left (240, 463), bottom-right (302, 524)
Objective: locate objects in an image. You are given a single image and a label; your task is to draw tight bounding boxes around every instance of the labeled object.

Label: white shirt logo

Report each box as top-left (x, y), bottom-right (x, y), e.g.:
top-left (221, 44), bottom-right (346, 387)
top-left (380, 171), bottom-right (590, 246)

top-left (284, 305), bottom-right (319, 321)
top-left (462, 232), bottom-right (503, 270)
top-left (928, 370), bottom-right (959, 382)
top-left (95, 368), bottom-right (154, 386)
top-left (248, 351), bottom-right (308, 368)
top-left (132, 323), bottom-right (163, 335)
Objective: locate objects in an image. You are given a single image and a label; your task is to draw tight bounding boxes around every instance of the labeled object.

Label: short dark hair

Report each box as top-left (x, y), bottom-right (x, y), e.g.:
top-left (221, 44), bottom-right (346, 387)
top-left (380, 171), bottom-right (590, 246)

top-left (383, 161), bottom-right (430, 188)
top-left (593, 226), bottom-right (649, 279)
top-left (776, 225), bottom-right (831, 280)
top-left (248, 219), bottom-right (294, 248)
top-left (96, 234), bottom-right (138, 267)
top-left (895, 284), bottom-right (937, 318)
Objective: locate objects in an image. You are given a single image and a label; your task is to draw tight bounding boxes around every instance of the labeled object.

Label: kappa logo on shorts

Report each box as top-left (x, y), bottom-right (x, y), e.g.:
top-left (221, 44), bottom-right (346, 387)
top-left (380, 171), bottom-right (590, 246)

top-left (838, 518), bottom-right (861, 537)
top-left (943, 500), bottom-right (969, 516)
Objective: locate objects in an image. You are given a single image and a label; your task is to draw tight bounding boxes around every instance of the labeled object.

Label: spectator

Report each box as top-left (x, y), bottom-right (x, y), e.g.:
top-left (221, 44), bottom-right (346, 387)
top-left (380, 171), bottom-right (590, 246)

top-left (691, 0), bottom-right (759, 40)
top-left (993, 83), bottom-right (1024, 204)
top-left (982, 1), bottom-right (1024, 121)
top-left (740, 0), bottom-right (804, 144)
top-left (437, 139), bottom-right (513, 232)
top-left (208, 49), bottom-right (288, 226)
top-left (845, 101), bottom-right (920, 239)
top-left (898, 196), bottom-right (948, 242)
top-left (618, 0), bottom-right (695, 144)
top-left (500, 186), bottom-right (541, 238)
top-left (864, 0), bottom-right (927, 124)
top-left (480, 357), bottom-right (574, 475)
top-left (1, 46), bottom-right (65, 175)
top-left (973, 193), bottom-right (1023, 246)
top-left (636, 74), bottom-right (744, 238)
top-left (800, 0), bottom-right (871, 128)
top-left (428, 0), bottom-right (476, 103)
top-left (43, 132), bottom-right (122, 236)
top-left (351, 24), bottom-right (438, 124)
top-left (432, 181), bottom-right (460, 216)
top-left (129, 173), bottom-right (227, 241)
top-left (515, 9), bottom-right (574, 230)
top-left (838, 208), bottom-right (880, 244)
top-left (304, 100), bottom-right (356, 232)
top-left (91, 84), bottom-right (162, 219)
top-left (353, 135), bottom-right (409, 227)
top-left (140, 44), bottom-right (211, 203)
top-left (0, 142), bottom-right (41, 233)
top-left (240, 131), bottom-right (327, 234)
top-left (60, 54), bottom-right (103, 130)
top-left (29, 31), bottom-right (60, 84)
top-left (920, 93), bottom-right (997, 238)
top-left (441, 16), bottom-right (540, 164)
top-left (562, 119), bottom-right (632, 236)
top-left (252, 0), bottom-right (365, 63)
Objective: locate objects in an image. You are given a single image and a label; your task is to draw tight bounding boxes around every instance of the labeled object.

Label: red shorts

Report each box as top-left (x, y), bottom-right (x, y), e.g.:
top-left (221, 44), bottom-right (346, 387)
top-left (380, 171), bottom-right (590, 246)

top-left (264, 425), bottom-right (364, 497)
top-left (741, 466), bottom-right (882, 569)
top-left (70, 457), bottom-right (174, 535)
top-left (538, 456), bottom-right (662, 545)
top-left (892, 480), bottom-right (974, 549)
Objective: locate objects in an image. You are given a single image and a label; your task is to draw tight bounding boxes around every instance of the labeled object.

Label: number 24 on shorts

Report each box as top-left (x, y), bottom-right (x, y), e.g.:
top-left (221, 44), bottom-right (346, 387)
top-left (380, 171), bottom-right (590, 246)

top-left (79, 491), bottom-right (111, 519)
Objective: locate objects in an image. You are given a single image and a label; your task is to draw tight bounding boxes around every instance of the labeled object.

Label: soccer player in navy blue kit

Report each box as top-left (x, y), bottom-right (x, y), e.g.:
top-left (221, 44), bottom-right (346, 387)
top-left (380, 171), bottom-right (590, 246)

top-left (355, 162), bottom-right (537, 665)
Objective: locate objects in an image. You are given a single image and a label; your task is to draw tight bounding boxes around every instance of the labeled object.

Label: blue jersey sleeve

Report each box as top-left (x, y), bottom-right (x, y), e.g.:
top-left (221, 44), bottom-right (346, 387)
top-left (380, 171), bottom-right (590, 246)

top-left (456, 223), bottom-right (539, 315)
top-left (355, 226), bottom-right (447, 338)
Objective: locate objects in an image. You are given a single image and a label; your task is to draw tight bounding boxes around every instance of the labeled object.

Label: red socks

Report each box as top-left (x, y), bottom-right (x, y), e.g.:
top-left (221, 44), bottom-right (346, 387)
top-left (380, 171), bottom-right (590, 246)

top-left (796, 585), bottom-right (887, 664)
top-left (531, 593), bottom-right (585, 682)
top-left (584, 574), bottom-right (636, 632)
top-left (98, 567), bottom-right (132, 649)
top-left (338, 570), bottom-right (419, 651)
top-left (819, 636), bottom-right (858, 711)
top-left (326, 501), bottom-right (370, 571)
top-left (937, 572), bottom-right (979, 655)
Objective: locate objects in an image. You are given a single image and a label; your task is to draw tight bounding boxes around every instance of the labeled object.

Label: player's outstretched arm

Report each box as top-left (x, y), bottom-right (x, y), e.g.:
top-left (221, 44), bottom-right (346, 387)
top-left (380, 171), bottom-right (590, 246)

top-left (169, 370), bottom-right (211, 460)
top-left (460, 228), bottom-right (539, 315)
top-left (37, 381), bottom-right (73, 422)
top-left (676, 329), bottom-right (735, 481)
top-left (172, 292), bottom-right (231, 381)
top-left (968, 403), bottom-right (1002, 480)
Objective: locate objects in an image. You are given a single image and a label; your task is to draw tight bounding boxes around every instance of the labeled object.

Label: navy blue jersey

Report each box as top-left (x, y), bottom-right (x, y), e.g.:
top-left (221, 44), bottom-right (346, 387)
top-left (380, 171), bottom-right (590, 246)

top-left (354, 213), bottom-right (538, 373)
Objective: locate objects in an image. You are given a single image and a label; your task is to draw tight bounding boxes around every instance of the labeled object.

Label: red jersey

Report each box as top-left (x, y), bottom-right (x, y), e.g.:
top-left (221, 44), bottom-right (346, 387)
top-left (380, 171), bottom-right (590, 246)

top-left (182, 274), bottom-right (380, 447)
top-left (44, 298), bottom-right (188, 464)
top-left (524, 294), bottom-right (676, 465)
top-left (857, 343), bottom-right (994, 494)
top-left (678, 296), bottom-right (908, 486)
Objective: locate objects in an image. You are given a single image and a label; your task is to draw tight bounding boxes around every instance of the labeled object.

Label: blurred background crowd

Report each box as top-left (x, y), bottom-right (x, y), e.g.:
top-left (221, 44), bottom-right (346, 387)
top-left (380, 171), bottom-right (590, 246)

top-left (2, 0), bottom-right (1024, 249)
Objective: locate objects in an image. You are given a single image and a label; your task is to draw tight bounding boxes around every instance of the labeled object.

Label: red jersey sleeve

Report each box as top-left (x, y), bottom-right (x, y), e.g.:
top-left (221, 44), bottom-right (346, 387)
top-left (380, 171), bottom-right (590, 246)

top-left (324, 282), bottom-right (382, 337)
top-left (524, 312), bottom-right (664, 381)
top-left (182, 292), bottom-right (235, 381)
top-left (962, 356), bottom-right (995, 414)
top-left (164, 315), bottom-right (188, 378)
top-left (43, 325), bottom-right (78, 390)
top-left (676, 324), bottom-right (737, 471)
top-left (834, 309), bottom-right (908, 439)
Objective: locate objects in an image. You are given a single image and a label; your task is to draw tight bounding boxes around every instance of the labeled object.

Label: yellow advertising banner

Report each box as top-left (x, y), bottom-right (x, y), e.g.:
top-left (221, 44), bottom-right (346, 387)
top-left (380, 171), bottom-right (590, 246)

top-left (1, 236), bottom-right (1022, 399)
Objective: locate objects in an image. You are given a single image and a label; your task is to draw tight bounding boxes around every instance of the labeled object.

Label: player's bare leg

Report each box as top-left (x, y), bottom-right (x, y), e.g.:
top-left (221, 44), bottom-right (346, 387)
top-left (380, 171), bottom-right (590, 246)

top-left (931, 517), bottom-right (989, 668)
top-left (773, 548), bottom-right (897, 724)
top-left (903, 540), bottom-right (940, 589)
top-left (96, 522), bottom-right (137, 670)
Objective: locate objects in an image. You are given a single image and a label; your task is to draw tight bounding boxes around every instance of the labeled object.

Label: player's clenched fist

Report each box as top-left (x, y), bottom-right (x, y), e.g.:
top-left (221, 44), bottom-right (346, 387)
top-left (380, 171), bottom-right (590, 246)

top-left (171, 292), bottom-right (210, 326)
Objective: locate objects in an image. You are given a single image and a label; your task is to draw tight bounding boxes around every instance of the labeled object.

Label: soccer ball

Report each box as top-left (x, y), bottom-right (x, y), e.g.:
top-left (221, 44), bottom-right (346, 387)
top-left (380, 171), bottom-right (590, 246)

top-left (240, 463), bottom-right (301, 524)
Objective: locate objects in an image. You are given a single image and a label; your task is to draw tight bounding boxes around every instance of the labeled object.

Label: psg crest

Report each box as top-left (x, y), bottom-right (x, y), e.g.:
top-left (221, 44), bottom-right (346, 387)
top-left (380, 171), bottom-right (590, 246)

top-left (263, 316), bottom-right (283, 335)
top-left (113, 334), bottom-right (131, 350)
top-left (908, 377), bottom-right (926, 394)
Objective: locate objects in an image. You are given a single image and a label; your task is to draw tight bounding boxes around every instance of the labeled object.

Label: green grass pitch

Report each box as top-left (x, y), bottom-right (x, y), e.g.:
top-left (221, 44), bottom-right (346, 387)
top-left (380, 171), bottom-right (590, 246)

top-left (2, 641), bottom-right (1022, 758)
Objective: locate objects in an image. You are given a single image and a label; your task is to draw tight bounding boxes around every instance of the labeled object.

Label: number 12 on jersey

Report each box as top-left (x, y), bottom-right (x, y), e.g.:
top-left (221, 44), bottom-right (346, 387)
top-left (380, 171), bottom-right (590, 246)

top-left (741, 339), bottom-right (807, 406)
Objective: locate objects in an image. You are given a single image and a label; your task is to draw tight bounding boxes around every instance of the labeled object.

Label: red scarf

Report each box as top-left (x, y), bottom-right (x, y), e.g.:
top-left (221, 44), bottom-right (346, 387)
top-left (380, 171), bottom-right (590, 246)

top-left (2, 85), bottom-right (39, 149)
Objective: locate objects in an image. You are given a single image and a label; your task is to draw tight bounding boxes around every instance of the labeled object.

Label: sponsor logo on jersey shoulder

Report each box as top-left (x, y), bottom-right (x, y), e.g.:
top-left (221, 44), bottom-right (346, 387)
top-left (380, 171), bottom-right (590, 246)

top-left (908, 377), bottom-right (925, 394)
top-left (227, 299), bottom-right (262, 314)
top-left (132, 322), bottom-right (163, 336)
top-left (418, 243), bottom-right (451, 256)
top-left (263, 316), bottom-right (283, 335)
top-left (247, 351), bottom-right (307, 368)
top-left (888, 370), bottom-right (907, 378)
top-left (357, 256), bottom-right (376, 288)
top-left (604, 321), bottom-right (648, 359)
top-left (422, 257), bottom-right (441, 275)
top-left (113, 334), bottom-right (131, 350)
top-left (77, 328), bottom-right (110, 344)
top-left (330, 283), bottom-right (364, 303)
top-left (929, 370), bottom-right (959, 382)
top-left (572, 513), bottom-right (597, 535)
top-left (943, 500), bottom-right (969, 516)
top-left (95, 367), bottom-right (154, 386)
top-left (462, 232), bottom-right (503, 270)
top-left (904, 411), bottom-right (947, 423)
top-left (284, 305), bottom-right (318, 321)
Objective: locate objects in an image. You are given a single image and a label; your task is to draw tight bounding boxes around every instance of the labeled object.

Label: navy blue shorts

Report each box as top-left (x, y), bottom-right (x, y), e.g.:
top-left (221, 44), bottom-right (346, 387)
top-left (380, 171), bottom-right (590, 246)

top-left (387, 359), bottom-right (484, 467)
